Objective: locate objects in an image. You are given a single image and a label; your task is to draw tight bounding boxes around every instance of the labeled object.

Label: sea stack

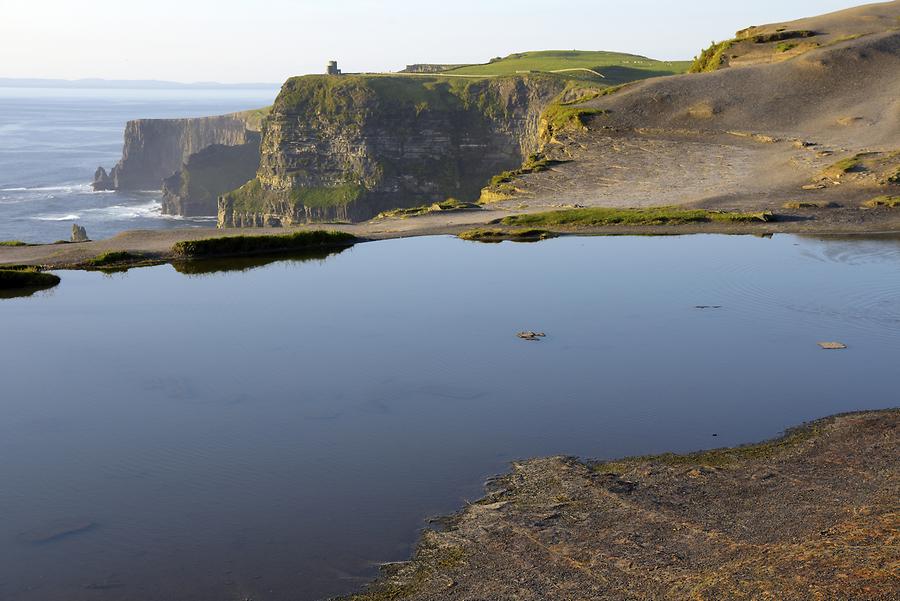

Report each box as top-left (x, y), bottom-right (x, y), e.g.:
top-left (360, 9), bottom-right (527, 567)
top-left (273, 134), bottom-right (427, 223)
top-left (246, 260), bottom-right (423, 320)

top-left (70, 224), bottom-right (88, 242)
top-left (91, 166), bottom-right (114, 191)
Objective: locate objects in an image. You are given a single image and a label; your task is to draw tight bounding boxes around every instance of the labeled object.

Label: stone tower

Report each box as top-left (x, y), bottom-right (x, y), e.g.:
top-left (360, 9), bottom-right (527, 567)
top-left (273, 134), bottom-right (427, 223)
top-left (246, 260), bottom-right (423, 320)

top-left (326, 61), bottom-right (341, 75)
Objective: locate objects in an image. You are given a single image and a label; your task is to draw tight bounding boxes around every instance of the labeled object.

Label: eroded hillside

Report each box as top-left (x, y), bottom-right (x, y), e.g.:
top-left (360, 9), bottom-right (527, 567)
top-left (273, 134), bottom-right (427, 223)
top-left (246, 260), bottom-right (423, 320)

top-left (485, 1), bottom-right (900, 217)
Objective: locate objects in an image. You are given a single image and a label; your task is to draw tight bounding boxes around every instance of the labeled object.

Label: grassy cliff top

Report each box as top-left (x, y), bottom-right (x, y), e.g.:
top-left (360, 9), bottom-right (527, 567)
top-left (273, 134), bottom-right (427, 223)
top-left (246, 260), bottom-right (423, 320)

top-left (233, 106), bottom-right (272, 131)
top-left (443, 50), bottom-right (691, 83)
top-left (271, 50), bottom-right (693, 115)
top-left (272, 73), bottom-right (569, 118)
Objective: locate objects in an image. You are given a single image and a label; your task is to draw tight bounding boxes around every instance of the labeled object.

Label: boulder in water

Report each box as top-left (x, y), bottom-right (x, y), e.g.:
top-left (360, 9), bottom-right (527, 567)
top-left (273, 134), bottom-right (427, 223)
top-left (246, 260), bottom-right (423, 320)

top-left (517, 331), bottom-right (546, 341)
top-left (818, 341), bottom-right (847, 350)
top-left (17, 519), bottom-right (96, 544)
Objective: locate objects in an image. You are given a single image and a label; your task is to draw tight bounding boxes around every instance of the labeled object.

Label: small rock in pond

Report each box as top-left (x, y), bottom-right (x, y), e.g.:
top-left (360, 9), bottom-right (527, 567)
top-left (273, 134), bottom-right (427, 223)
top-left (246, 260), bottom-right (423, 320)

top-left (818, 342), bottom-right (847, 350)
top-left (18, 519), bottom-right (96, 544)
top-left (84, 578), bottom-right (124, 591)
top-left (517, 331), bottom-right (546, 341)
top-left (71, 224), bottom-right (89, 243)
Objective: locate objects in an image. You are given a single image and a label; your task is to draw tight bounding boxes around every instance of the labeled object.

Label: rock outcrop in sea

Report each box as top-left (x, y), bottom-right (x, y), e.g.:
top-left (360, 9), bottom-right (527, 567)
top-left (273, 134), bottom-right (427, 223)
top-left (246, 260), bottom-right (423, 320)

top-left (92, 167), bottom-right (114, 191)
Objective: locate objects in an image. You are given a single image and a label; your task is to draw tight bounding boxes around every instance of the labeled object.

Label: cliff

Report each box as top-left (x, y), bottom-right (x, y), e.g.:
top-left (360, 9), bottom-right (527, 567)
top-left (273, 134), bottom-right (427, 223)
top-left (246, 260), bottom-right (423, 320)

top-left (218, 74), bottom-right (568, 227)
top-left (93, 107), bottom-right (269, 215)
top-left (161, 137), bottom-right (260, 217)
top-left (400, 64), bottom-right (471, 73)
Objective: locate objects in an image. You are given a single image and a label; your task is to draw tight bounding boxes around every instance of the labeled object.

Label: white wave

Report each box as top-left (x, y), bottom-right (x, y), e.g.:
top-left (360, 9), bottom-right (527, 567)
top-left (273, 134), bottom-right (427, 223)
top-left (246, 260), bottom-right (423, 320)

top-left (36, 184), bottom-right (92, 193)
top-left (1, 183), bottom-right (93, 193)
top-left (83, 200), bottom-right (162, 220)
top-left (157, 212), bottom-right (217, 222)
top-left (32, 213), bottom-right (81, 221)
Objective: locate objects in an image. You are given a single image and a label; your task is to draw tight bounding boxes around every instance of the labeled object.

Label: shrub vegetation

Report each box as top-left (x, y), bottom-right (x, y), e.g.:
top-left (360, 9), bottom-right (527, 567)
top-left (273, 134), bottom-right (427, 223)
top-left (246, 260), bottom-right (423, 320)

top-left (171, 230), bottom-right (357, 258)
top-left (0, 268), bottom-right (60, 290)
top-left (84, 251), bottom-right (142, 267)
top-left (457, 228), bottom-right (556, 242)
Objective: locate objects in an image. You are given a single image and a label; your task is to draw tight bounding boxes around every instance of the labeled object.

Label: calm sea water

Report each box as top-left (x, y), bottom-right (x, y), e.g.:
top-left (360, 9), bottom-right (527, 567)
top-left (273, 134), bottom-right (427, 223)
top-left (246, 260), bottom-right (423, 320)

top-left (1, 233), bottom-right (898, 600)
top-left (0, 87), bottom-right (277, 243)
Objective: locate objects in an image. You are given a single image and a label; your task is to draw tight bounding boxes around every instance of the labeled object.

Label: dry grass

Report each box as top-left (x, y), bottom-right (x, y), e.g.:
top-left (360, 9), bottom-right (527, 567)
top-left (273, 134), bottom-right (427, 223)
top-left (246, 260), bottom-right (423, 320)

top-left (340, 411), bottom-right (900, 601)
top-left (863, 195), bottom-right (900, 208)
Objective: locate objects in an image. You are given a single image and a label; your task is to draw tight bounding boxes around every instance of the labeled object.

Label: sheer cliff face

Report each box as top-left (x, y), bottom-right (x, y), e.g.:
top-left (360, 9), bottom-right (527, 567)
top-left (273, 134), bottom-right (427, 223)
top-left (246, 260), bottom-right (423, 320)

top-left (161, 137), bottom-right (261, 217)
top-left (218, 75), bottom-right (566, 227)
top-left (109, 114), bottom-right (257, 190)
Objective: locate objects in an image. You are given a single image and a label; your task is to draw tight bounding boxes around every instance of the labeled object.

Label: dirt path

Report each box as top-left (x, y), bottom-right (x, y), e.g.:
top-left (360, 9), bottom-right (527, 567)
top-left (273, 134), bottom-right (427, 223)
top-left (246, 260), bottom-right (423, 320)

top-left (4, 202), bottom-right (900, 270)
top-left (490, 128), bottom-right (853, 213)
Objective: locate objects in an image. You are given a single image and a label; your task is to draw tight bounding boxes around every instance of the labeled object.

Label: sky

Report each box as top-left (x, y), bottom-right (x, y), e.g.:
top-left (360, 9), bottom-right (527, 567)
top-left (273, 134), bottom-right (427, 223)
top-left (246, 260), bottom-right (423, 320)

top-left (1, 0), bottom-right (876, 83)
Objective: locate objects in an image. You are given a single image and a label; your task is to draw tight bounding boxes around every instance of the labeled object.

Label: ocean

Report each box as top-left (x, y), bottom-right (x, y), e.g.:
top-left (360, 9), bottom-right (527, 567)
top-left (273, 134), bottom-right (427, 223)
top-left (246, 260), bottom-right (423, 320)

top-left (0, 86), bottom-right (278, 243)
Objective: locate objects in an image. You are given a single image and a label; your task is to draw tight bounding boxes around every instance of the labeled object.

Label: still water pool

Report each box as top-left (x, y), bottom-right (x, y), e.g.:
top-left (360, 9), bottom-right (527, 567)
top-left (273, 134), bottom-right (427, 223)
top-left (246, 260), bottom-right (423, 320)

top-left (1, 234), bottom-right (898, 600)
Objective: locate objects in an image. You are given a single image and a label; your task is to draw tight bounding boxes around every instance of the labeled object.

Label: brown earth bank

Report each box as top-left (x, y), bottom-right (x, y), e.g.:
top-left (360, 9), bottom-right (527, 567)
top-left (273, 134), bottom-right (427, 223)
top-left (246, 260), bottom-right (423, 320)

top-left (340, 410), bottom-right (899, 601)
top-left (4, 206), bottom-right (900, 270)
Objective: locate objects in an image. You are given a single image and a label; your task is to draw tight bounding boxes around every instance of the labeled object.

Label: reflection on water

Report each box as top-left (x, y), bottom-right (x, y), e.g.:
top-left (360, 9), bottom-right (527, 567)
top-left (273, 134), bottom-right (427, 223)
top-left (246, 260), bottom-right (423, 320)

top-left (0, 284), bottom-right (58, 300)
top-left (0, 234), bottom-right (898, 601)
top-left (797, 233), bottom-right (900, 265)
top-left (171, 247), bottom-right (348, 276)
top-left (0, 270), bottom-right (60, 299)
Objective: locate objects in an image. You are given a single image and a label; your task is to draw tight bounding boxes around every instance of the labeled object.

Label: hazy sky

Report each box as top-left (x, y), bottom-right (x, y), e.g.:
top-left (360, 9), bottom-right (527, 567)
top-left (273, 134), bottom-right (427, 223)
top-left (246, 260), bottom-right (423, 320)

top-left (2, 0), bottom-right (873, 83)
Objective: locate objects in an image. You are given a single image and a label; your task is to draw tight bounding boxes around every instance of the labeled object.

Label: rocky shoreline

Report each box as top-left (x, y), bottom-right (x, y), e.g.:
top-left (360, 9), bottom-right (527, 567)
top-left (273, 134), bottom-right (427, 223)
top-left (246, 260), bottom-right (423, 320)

top-left (341, 409), bottom-right (899, 601)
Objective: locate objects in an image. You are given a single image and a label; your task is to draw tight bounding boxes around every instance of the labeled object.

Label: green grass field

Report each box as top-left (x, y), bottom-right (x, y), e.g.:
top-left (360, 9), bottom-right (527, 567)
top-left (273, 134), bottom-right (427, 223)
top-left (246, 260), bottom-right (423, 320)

top-left (444, 50), bottom-right (691, 84)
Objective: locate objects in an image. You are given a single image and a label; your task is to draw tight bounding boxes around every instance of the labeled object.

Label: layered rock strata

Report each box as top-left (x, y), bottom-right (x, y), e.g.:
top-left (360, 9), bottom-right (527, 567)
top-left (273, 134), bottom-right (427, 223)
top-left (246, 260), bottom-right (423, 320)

top-left (218, 74), bottom-right (567, 227)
